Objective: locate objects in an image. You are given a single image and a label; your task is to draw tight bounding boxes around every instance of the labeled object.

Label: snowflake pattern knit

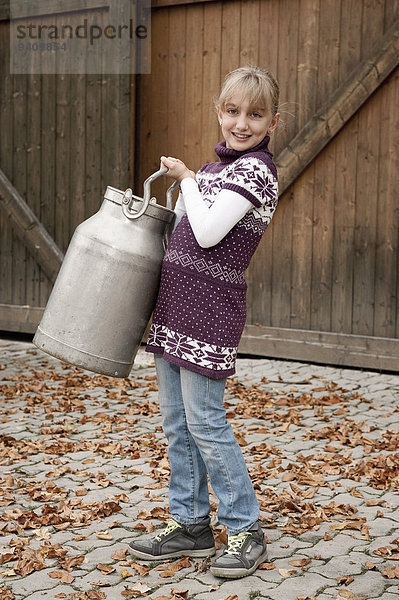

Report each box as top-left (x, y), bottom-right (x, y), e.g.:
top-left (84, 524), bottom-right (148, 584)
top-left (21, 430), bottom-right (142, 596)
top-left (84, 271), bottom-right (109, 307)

top-left (146, 135), bottom-right (278, 378)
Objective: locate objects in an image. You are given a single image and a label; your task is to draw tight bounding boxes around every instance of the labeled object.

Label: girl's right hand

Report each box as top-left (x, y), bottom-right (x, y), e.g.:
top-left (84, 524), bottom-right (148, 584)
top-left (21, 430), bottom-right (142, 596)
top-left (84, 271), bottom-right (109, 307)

top-left (161, 156), bottom-right (196, 182)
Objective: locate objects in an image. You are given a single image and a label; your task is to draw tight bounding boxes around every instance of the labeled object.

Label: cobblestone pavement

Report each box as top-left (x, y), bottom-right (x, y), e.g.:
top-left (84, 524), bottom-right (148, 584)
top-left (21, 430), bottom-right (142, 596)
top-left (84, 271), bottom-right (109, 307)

top-left (0, 339), bottom-right (398, 600)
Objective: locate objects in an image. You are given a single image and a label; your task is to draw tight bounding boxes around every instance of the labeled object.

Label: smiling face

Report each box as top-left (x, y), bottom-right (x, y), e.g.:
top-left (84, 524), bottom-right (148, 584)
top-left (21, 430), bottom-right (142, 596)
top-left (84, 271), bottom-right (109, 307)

top-left (217, 91), bottom-right (280, 151)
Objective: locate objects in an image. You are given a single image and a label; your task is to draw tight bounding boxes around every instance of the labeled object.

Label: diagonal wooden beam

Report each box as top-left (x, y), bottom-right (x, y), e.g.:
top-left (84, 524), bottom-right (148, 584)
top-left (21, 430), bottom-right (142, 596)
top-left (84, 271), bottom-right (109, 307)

top-left (276, 18), bottom-right (399, 196)
top-left (0, 168), bottom-right (64, 283)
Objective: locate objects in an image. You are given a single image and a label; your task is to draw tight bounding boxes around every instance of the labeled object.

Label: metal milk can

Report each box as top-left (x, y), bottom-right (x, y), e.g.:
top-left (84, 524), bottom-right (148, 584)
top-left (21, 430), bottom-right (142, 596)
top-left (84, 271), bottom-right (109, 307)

top-left (33, 168), bottom-right (177, 378)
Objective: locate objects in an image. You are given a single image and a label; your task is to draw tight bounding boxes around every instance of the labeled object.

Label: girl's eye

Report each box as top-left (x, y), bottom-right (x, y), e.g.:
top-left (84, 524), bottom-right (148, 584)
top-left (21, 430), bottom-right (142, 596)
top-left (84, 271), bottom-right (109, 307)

top-left (227, 108), bottom-right (238, 115)
top-left (251, 112), bottom-right (262, 118)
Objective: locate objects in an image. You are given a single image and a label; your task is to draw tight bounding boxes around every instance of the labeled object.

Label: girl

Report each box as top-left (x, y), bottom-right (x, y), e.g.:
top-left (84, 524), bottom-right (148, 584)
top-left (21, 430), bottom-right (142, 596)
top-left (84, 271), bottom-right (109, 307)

top-left (128, 66), bottom-right (280, 579)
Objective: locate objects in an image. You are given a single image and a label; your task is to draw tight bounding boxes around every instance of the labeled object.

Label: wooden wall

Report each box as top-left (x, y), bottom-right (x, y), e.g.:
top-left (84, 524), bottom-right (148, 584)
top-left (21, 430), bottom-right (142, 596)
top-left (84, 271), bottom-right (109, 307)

top-left (0, 3), bottom-right (131, 332)
top-left (136, 0), bottom-right (399, 370)
top-left (1, 0), bottom-right (398, 371)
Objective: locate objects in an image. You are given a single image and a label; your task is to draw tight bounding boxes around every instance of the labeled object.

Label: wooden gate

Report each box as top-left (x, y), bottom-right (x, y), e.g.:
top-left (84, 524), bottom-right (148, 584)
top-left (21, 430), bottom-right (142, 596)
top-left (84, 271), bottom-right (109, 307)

top-left (0, 1), bottom-right (132, 332)
top-left (1, 0), bottom-right (398, 372)
top-left (137, 0), bottom-right (399, 371)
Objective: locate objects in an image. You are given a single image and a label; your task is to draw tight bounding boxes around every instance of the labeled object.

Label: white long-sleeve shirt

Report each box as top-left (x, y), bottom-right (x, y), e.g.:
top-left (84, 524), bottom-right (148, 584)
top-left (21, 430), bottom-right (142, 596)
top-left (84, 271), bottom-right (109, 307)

top-left (173, 177), bottom-right (254, 248)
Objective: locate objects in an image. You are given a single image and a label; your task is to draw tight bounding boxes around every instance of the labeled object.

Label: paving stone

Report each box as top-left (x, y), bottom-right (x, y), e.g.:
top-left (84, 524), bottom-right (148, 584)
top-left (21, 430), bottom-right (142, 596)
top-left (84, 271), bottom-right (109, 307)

top-left (5, 569), bottom-right (60, 596)
top-left (367, 517), bottom-right (398, 537)
top-left (259, 572), bottom-right (330, 600)
top-left (368, 594), bottom-right (399, 600)
top-left (300, 533), bottom-right (368, 559)
top-left (323, 569), bottom-right (388, 598)
top-left (268, 536), bottom-right (314, 560)
top-left (2, 340), bottom-right (399, 600)
top-left (23, 585), bottom-right (75, 599)
top-left (195, 573), bottom-right (275, 599)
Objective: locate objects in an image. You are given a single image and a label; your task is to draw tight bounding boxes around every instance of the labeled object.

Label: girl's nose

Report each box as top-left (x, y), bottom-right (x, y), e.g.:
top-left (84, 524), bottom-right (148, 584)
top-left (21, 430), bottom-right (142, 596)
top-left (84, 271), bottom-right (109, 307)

top-left (236, 113), bottom-right (249, 130)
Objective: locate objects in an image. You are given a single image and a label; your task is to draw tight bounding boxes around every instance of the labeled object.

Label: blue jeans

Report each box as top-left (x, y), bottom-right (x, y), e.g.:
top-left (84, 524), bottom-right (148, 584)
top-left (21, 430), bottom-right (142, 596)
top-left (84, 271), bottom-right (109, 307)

top-left (154, 355), bottom-right (259, 535)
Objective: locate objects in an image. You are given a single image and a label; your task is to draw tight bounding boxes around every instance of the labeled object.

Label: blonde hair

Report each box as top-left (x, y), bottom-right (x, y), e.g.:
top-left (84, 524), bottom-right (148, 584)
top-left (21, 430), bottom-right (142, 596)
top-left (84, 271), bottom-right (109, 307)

top-left (216, 65), bottom-right (280, 117)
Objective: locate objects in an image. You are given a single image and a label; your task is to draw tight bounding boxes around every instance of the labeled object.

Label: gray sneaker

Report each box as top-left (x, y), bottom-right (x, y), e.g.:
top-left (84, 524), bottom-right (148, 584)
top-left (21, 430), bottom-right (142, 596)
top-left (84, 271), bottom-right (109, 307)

top-left (210, 521), bottom-right (267, 578)
top-left (128, 517), bottom-right (215, 560)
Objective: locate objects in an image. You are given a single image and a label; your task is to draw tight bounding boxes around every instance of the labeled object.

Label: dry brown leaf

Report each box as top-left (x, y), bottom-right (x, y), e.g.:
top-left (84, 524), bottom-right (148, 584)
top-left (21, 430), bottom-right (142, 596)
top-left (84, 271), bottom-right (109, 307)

top-left (156, 556), bottom-right (191, 578)
top-left (289, 558), bottom-right (311, 567)
top-left (121, 582), bottom-right (152, 597)
top-left (337, 591), bottom-right (355, 599)
top-left (131, 562), bottom-right (149, 576)
top-left (111, 548), bottom-right (127, 561)
top-left (96, 563), bottom-right (115, 574)
top-left (95, 530), bottom-right (113, 540)
top-left (279, 568), bottom-right (297, 577)
top-left (0, 586), bottom-right (14, 600)
top-left (373, 545), bottom-right (393, 556)
top-left (48, 570), bottom-right (75, 583)
top-left (337, 575), bottom-right (354, 586)
top-left (86, 592), bottom-right (106, 599)
top-left (381, 565), bottom-right (399, 578)
top-left (259, 562), bottom-right (276, 570)
top-left (170, 589), bottom-right (189, 600)
top-left (329, 522), bottom-right (348, 531)
top-left (58, 555), bottom-right (85, 572)
top-left (120, 568), bottom-right (132, 578)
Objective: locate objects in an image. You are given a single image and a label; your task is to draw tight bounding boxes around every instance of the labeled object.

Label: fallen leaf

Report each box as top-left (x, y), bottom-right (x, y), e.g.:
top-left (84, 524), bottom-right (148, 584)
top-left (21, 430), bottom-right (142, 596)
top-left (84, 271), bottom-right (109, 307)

top-left (33, 528), bottom-right (51, 540)
top-left (259, 562), bottom-right (275, 570)
top-left (96, 530), bottom-right (113, 540)
top-left (337, 575), bottom-right (354, 586)
top-left (111, 549), bottom-right (127, 561)
top-left (381, 565), bottom-right (399, 578)
top-left (120, 568), bottom-right (132, 578)
top-left (58, 555), bottom-right (85, 572)
top-left (289, 558), bottom-right (311, 567)
top-left (170, 589), bottom-right (188, 600)
top-left (0, 586), bottom-right (15, 600)
top-left (96, 563), bottom-right (115, 574)
top-left (156, 556), bottom-right (191, 578)
top-left (279, 568), bottom-right (297, 577)
top-left (1, 569), bottom-right (16, 577)
top-left (337, 591), bottom-right (355, 599)
top-left (121, 583), bottom-right (152, 597)
top-left (48, 570), bottom-right (74, 583)
top-left (131, 562), bottom-right (149, 576)
top-left (329, 522), bottom-right (348, 531)
top-left (373, 545), bottom-right (393, 556)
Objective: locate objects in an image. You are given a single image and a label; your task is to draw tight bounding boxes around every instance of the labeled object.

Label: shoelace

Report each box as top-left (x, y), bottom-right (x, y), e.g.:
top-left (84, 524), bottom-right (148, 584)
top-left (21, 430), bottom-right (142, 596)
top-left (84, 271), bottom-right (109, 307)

top-left (225, 531), bottom-right (251, 556)
top-left (155, 518), bottom-right (181, 541)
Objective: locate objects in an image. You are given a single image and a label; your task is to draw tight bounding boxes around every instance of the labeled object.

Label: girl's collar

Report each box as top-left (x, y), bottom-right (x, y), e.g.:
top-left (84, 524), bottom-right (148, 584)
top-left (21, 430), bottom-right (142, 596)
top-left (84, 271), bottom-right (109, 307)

top-left (214, 135), bottom-right (271, 163)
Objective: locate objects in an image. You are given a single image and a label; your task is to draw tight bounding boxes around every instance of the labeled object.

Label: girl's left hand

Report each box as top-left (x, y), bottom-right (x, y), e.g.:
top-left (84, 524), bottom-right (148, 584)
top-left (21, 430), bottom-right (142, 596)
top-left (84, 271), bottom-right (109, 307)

top-left (161, 156), bottom-right (196, 182)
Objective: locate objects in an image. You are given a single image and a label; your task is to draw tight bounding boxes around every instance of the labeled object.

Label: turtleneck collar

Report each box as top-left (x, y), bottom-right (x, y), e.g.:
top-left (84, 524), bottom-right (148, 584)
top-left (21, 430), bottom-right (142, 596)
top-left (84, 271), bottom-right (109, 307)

top-left (214, 135), bottom-right (271, 164)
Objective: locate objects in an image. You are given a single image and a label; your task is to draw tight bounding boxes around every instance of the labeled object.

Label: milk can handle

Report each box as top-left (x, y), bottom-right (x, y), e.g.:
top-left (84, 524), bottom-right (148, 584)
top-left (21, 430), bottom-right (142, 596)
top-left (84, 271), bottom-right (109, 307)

top-left (166, 179), bottom-right (179, 209)
top-left (122, 167), bottom-right (169, 220)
